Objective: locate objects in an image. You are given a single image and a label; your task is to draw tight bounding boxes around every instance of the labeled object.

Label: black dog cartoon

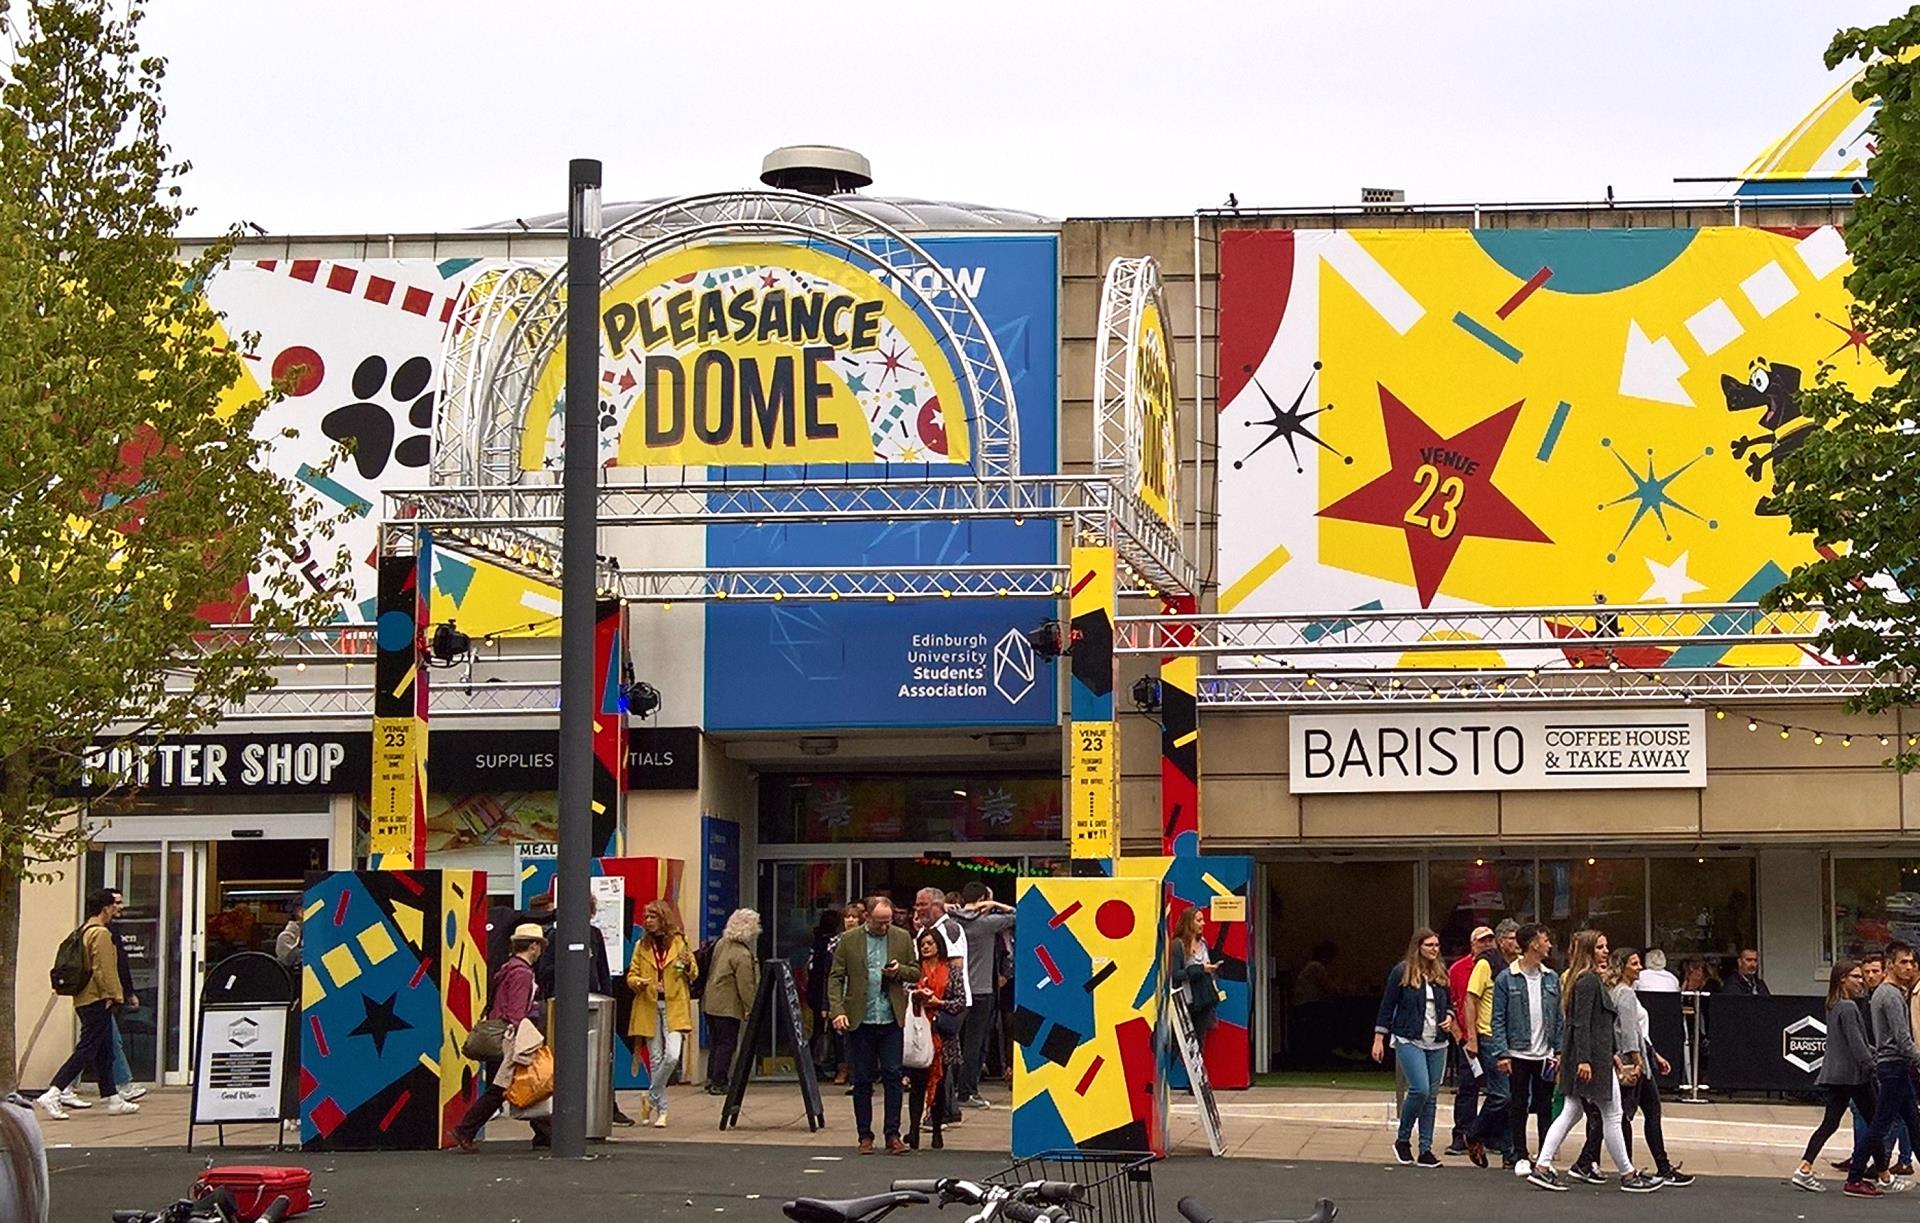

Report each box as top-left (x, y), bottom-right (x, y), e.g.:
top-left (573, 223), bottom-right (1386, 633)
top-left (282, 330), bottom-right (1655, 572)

top-left (1722, 357), bottom-right (1813, 511)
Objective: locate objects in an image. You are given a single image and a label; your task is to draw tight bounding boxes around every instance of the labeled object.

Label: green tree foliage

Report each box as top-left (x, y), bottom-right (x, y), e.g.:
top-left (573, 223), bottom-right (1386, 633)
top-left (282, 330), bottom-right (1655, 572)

top-left (1768, 9), bottom-right (1920, 769)
top-left (0, 0), bottom-right (346, 1086)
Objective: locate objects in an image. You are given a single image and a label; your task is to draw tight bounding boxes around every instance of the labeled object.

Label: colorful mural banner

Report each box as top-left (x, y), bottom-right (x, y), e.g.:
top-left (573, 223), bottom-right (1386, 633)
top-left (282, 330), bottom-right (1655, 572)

top-left (592, 597), bottom-right (626, 857)
top-left (1159, 594), bottom-right (1201, 858)
top-left (521, 242), bottom-right (973, 470)
top-left (299, 869), bottom-right (487, 1150)
top-left (370, 548), bottom-right (428, 867)
top-left (1216, 226), bottom-right (1888, 669)
top-left (1011, 875), bottom-right (1166, 1157)
top-left (1069, 545), bottom-right (1117, 864)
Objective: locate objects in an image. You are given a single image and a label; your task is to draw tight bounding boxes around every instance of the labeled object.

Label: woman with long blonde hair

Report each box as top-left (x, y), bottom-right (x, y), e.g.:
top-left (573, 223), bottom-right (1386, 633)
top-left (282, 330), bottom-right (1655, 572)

top-left (625, 899), bottom-right (697, 1127)
top-left (1373, 926), bottom-right (1458, 1166)
top-left (1173, 907), bottom-right (1220, 1039)
top-left (1528, 930), bottom-right (1661, 1193)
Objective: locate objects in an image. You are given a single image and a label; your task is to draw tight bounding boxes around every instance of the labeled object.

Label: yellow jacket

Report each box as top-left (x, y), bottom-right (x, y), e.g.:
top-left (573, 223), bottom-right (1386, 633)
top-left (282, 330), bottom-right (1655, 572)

top-left (626, 933), bottom-right (697, 1037)
top-left (74, 922), bottom-right (124, 1009)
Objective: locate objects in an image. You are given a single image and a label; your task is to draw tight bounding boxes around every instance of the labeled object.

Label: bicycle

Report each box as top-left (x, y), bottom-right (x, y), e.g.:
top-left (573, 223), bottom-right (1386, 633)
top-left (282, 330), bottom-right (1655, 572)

top-left (783, 1176), bottom-right (1087, 1223)
top-left (110, 1186), bottom-right (294, 1223)
top-left (1173, 1197), bottom-right (1338, 1223)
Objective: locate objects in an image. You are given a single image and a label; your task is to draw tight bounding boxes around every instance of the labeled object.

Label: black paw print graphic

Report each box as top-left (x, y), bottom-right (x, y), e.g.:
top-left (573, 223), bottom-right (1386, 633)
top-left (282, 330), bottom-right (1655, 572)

top-left (322, 355), bottom-right (433, 480)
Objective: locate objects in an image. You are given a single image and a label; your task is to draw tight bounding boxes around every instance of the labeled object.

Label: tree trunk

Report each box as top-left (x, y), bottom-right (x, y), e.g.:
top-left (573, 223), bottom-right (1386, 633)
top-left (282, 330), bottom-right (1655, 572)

top-left (0, 860), bottom-right (17, 1092)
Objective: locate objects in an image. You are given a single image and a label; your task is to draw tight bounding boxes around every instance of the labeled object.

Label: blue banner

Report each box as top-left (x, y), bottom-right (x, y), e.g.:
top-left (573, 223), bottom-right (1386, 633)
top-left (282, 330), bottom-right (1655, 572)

top-left (702, 816), bottom-right (742, 942)
top-left (704, 233), bottom-right (1060, 730)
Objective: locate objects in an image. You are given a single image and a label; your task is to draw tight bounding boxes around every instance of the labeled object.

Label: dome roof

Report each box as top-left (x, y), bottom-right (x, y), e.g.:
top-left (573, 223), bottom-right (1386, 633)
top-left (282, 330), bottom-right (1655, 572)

top-left (483, 192), bottom-right (1054, 234)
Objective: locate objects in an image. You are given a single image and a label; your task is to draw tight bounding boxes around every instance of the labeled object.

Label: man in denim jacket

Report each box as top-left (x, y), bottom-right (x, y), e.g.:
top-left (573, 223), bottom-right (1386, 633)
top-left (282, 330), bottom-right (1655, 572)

top-left (1486, 923), bottom-right (1561, 1173)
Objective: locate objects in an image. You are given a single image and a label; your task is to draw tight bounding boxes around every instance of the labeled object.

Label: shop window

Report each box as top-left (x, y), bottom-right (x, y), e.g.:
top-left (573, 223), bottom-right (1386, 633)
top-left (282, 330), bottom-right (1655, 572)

top-left (1267, 860), bottom-right (1414, 1069)
top-left (1539, 858), bottom-right (1646, 958)
top-left (758, 774), bottom-right (1061, 843)
top-left (1427, 859), bottom-right (1536, 958)
top-left (1833, 858), bottom-right (1920, 964)
top-left (1649, 857), bottom-right (1755, 984)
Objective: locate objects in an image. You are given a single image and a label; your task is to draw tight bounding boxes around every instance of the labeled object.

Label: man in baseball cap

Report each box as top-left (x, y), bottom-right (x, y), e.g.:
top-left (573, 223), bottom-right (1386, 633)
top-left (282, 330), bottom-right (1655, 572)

top-left (1446, 925), bottom-right (1499, 1157)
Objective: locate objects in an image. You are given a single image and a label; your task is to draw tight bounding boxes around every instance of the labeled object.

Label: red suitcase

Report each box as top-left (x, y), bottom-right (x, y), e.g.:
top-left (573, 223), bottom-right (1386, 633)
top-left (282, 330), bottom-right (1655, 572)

top-left (194, 1165), bottom-right (316, 1220)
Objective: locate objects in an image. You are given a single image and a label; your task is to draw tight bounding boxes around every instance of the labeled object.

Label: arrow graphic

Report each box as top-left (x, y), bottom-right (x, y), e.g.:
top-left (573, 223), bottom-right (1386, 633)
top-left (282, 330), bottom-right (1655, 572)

top-left (1619, 320), bottom-right (1694, 407)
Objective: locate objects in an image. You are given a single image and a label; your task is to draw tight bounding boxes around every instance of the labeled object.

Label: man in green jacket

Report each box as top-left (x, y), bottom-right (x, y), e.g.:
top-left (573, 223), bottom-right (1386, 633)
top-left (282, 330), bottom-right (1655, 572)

top-left (829, 897), bottom-right (920, 1154)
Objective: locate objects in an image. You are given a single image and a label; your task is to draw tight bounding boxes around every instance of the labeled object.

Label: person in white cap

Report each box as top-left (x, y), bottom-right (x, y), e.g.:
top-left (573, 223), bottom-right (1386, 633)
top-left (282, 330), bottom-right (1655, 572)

top-left (451, 922), bottom-right (550, 1151)
top-left (1446, 925), bottom-right (1497, 1157)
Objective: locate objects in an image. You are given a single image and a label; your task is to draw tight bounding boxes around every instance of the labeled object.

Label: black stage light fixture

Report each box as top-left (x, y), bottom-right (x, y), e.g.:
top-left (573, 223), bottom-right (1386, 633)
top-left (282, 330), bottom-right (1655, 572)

top-left (430, 620), bottom-right (471, 663)
top-left (1131, 676), bottom-right (1163, 714)
top-left (1026, 618), bottom-right (1080, 659)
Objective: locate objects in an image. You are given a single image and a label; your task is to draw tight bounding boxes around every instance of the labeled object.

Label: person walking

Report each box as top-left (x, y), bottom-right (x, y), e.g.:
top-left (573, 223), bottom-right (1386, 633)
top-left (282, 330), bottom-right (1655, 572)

top-left (1174, 907), bottom-right (1221, 1040)
top-left (1446, 925), bottom-right (1495, 1158)
top-left (1833, 952), bottom-right (1907, 1176)
top-left (625, 900), bottom-right (697, 1128)
top-left (1847, 939), bottom-right (1920, 1197)
top-left (904, 928), bottom-right (966, 1149)
top-left (1372, 927), bottom-right (1458, 1167)
top-left (827, 902), bottom-right (865, 1088)
top-left (950, 881), bottom-right (1015, 1110)
top-left (703, 908), bottom-right (761, 1095)
top-left (1527, 930), bottom-right (1662, 1193)
top-left (451, 922), bottom-right (552, 1151)
top-left (1458, 919), bottom-right (1519, 1168)
top-left (829, 897), bottom-right (920, 1155)
top-left (103, 889), bottom-right (146, 1105)
top-left (1489, 923), bottom-right (1559, 1174)
top-left (1574, 948), bottom-right (1692, 1186)
top-left (1794, 960), bottom-right (1876, 1191)
top-left (36, 890), bottom-right (139, 1120)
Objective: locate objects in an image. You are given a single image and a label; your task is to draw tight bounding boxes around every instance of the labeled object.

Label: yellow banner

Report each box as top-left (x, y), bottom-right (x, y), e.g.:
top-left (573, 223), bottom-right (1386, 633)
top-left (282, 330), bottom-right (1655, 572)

top-left (522, 242), bottom-right (972, 470)
top-left (369, 716), bottom-right (421, 864)
top-left (1069, 720), bottom-right (1117, 860)
top-left (1134, 298), bottom-right (1178, 529)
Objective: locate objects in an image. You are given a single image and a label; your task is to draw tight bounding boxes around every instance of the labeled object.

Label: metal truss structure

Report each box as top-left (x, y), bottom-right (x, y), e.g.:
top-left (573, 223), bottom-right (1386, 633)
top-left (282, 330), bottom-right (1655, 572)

top-left (1092, 256), bottom-right (1178, 536)
top-left (1200, 666), bottom-right (1883, 707)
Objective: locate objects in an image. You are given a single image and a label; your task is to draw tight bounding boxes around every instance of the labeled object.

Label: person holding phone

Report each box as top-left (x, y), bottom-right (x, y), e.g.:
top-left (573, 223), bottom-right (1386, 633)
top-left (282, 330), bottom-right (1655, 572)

top-left (624, 900), bottom-right (697, 1128)
top-left (828, 897), bottom-right (921, 1155)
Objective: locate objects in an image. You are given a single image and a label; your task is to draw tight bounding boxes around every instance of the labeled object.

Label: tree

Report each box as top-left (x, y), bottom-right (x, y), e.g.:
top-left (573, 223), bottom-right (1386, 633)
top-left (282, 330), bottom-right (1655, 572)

top-left (1768, 9), bottom-right (1920, 771)
top-left (0, 0), bottom-right (346, 1088)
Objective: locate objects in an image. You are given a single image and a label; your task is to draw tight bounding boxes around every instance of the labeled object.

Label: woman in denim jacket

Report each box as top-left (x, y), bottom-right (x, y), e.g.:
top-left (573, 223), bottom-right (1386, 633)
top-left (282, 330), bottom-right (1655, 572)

top-left (1373, 927), bottom-right (1459, 1166)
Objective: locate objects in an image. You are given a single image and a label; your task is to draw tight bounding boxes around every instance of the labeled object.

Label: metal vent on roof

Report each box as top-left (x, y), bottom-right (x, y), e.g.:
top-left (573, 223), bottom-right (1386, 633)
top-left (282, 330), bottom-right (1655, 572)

top-left (760, 145), bottom-right (874, 196)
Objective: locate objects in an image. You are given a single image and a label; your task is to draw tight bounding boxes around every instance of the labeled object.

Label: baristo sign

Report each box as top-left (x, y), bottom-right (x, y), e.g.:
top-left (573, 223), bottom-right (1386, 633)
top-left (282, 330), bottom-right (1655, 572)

top-left (1288, 708), bottom-right (1707, 794)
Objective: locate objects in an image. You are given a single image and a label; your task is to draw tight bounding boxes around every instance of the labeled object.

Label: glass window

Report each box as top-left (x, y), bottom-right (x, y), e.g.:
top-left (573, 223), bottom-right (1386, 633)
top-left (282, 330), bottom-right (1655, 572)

top-left (1427, 859), bottom-right (1536, 959)
top-left (1268, 860), bottom-right (1415, 1070)
top-left (1833, 858), bottom-right (1920, 963)
top-left (1648, 857), bottom-right (1755, 983)
top-left (759, 774), bottom-right (1062, 843)
top-left (1539, 858), bottom-right (1646, 958)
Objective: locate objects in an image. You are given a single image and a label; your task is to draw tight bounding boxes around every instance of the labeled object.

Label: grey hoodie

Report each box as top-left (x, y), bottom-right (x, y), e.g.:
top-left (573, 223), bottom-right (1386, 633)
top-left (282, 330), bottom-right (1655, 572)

top-left (1870, 980), bottom-right (1919, 1067)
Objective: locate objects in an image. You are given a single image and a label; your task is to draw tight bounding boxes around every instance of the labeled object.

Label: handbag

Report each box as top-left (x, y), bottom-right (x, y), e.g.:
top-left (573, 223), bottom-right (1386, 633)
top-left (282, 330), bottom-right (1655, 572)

top-left (933, 1004), bottom-right (964, 1040)
top-left (463, 1016), bottom-right (509, 1061)
top-left (1618, 1056), bottom-right (1644, 1088)
top-left (506, 1045), bottom-right (555, 1108)
top-left (902, 1008), bottom-right (935, 1070)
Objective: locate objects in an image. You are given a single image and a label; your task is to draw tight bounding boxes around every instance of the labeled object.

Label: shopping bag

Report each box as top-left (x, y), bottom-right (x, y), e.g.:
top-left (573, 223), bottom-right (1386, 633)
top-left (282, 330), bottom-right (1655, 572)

top-left (902, 1009), bottom-right (935, 1070)
top-left (463, 1017), bottom-right (509, 1061)
top-left (506, 1045), bottom-right (555, 1108)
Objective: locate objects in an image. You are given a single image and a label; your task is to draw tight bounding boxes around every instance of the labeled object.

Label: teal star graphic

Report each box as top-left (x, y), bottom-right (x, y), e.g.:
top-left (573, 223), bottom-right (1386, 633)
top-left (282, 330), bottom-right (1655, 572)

top-left (897, 387), bottom-right (917, 405)
top-left (1597, 440), bottom-right (1719, 563)
top-left (846, 373), bottom-right (867, 394)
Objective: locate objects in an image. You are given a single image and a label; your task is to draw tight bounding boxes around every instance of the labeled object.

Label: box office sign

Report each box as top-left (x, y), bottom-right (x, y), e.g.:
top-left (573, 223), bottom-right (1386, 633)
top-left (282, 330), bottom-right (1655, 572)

top-left (1288, 708), bottom-right (1706, 794)
top-left (69, 727), bottom-right (701, 796)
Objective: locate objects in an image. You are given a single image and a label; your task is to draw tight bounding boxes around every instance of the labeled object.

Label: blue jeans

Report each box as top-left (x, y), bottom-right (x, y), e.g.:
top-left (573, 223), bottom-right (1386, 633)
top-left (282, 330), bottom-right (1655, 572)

top-left (1395, 1043), bottom-right (1447, 1152)
top-left (1467, 1050), bottom-right (1511, 1152)
top-left (1855, 1063), bottom-right (1920, 1183)
top-left (111, 1013), bottom-right (132, 1087)
top-left (646, 999), bottom-right (684, 1116)
top-left (846, 1021), bottom-right (905, 1142)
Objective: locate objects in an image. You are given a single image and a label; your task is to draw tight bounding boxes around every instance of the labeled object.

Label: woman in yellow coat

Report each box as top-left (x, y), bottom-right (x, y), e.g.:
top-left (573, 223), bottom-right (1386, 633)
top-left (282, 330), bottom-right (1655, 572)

top-left (626, 899), bottom-right (697, 1127)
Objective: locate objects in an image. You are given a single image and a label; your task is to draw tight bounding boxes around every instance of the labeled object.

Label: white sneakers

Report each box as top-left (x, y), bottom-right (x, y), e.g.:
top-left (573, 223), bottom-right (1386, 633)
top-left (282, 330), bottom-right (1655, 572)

top-left (120, 1085), bottom-right (149, 1102)
top-left (36, 1087), bottom-right (141, 1120)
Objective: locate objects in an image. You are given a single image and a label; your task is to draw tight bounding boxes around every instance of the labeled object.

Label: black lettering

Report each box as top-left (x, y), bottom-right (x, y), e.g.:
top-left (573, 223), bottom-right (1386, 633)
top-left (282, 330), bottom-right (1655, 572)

top-left (822, 295), bottom-right (855, 348)
top-left (756, 290), bottom-right (789, 343)
top-left (789, 292), bottom-right (825, 344)
top-left (1494, 726), bottom-right (1525, 775)
top-left (665, 290), bottom-right (696, 347)
top-left (741, 356), bottom-right (795, 448)
top-left (802, 346), bottom-right (839, 440)
top-left (644, 355), bottom-right (685, 445)
top-left (850, 299), bottom-right (884, 351)
top-left (1304, 729), bottom-right (1333, 779)
top-left (696, 289), bottom-right (728, 344)
top-left (1428, 727), bottom-right (1459, 776)
top-left (728, 290), bottom-right (757, 341)
top-left (603, 302), bottom-right (638, 360)
top-left (691, 350), bottom-right (734, 444)
top-left (1339, 730), bottom-right (1374, 778)
top-left (1462, 725), bottom-right (1491, 773)
top-left (1378, 727), bottom-right (1410, 777)
top-left (637, 298), bottom-right (670, 350)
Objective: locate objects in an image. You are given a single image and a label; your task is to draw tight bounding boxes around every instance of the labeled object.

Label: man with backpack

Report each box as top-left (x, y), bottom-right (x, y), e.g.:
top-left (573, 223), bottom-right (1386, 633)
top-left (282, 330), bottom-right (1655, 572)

top-left (36, 889), bottom-right (140, 1120)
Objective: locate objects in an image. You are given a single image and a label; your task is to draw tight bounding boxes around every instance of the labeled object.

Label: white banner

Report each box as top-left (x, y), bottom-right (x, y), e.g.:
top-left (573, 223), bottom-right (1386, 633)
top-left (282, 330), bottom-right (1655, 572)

top-left (1289, 708), bottom-right (1706, 793)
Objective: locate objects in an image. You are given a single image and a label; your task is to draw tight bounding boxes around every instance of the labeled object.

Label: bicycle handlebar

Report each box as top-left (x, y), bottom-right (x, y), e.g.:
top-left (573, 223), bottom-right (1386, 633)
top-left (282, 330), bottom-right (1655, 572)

top-left (1000, 1204), bottom-right (1053, 1223)
top-left (891, 1180), bottom-right (944, 1196)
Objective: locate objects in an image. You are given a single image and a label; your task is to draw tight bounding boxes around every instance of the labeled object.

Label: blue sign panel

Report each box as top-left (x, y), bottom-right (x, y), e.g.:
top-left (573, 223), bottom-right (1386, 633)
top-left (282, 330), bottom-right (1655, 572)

top-left (704, 233), bottom-right (1060, 730)
top-left (702, 816), bottom-right (742, 942)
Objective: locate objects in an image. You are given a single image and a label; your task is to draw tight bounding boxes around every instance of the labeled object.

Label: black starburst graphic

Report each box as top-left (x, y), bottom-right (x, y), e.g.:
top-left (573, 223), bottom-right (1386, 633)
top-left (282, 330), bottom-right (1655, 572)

top-left (1233, 361), bottom-right (1351, 473)
top-left (348, 990), bottom-right (413, 1056)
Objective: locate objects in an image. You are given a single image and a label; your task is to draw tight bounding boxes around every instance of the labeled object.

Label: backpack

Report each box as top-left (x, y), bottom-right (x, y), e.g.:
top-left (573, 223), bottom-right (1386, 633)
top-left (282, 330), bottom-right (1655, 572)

top-left (50, 925), bottom-right (94, 996)
top-left (687, 939), bottom-right (717, 1001)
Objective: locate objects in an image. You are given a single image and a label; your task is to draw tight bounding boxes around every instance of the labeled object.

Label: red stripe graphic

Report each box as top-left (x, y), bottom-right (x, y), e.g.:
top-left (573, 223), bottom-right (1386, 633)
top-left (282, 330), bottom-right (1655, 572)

top-left (377, 1089), bottom-right (413, 1132)
top-left (1048, 900), bottom-right (1083, 928)
top-left (332, 888), bottom-right (350, 926)
top-left (309, 1014), bottom-right (330, 1058)
top-left (409, 955), bottom-right (433, 989)
top-left (1073, 1055), bottom-right (1105, 1096)
top-left (1035, 945), bottom-right (1063, 985)
top-left (1496, 266), bottom-right (1554, 319)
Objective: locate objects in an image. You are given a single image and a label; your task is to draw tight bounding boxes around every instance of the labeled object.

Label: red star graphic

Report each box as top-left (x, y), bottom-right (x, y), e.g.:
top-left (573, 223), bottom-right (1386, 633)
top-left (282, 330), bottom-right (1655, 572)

top-left (760, 271), bottom-right (780, 290)
top-left (1318, 386), bottom-right (1551, 607)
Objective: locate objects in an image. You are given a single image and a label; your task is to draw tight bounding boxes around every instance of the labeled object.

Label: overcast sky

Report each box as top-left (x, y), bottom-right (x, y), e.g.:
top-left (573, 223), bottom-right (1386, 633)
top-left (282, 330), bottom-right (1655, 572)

top-left (142, 1), bottom-right (1901, 236)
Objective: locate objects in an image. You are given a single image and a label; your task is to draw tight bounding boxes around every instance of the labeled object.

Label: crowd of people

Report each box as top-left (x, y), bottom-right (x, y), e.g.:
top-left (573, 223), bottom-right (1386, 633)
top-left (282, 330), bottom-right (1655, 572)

top-left (1793, 944), bottom-right (1920, 1197)
top-left (1375, 920), bottom-right (1694, 1191)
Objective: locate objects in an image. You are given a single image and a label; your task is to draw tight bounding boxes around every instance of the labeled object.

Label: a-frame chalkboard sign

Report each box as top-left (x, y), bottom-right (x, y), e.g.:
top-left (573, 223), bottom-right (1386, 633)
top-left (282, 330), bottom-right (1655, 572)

top-left (719, 958), bottom-right (826, 1131)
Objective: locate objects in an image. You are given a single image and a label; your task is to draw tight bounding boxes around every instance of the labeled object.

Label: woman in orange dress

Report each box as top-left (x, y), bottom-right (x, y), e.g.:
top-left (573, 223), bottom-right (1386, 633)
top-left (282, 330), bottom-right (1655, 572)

top-left (905, 929), bottom-right (965, 1148)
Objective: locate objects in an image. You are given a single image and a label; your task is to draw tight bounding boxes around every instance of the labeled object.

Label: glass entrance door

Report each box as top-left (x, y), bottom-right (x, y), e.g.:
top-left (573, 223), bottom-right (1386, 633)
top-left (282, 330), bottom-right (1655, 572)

top-left (104, 842), bottom-right (208, 1086)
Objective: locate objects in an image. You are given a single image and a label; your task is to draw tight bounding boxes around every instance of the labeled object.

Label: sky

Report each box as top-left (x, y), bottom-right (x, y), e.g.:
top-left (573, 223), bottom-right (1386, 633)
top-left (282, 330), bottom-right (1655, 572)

top-left (138, 1), bottom-right (1904, 236)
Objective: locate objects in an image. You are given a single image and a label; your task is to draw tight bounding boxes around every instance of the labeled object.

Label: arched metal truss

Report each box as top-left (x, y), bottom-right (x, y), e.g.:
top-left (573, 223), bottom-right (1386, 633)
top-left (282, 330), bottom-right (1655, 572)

top-left (1092, 256), bottom-right (1178, 535)
top-left (448, 189), bottom-right (1022, 487)
top-left (434, 264), bottom-right (557, 485)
